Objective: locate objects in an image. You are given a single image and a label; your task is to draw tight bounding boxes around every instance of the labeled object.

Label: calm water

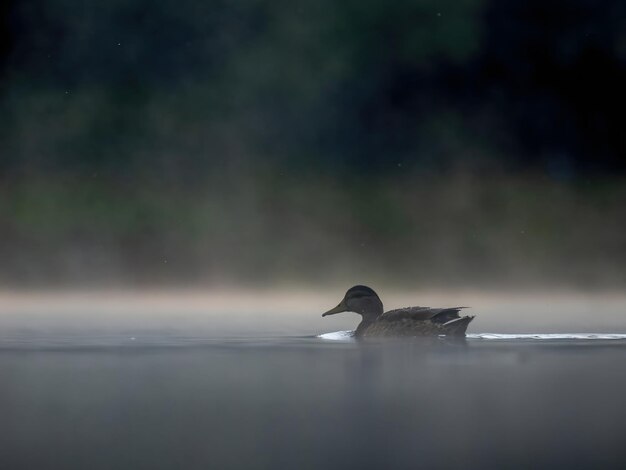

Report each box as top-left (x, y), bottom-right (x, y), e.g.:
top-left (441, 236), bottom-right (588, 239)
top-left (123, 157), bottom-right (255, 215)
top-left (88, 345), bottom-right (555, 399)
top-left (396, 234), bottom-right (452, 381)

top-left (1, 332), bottom-right (626, 469)
top-left (1, 292), bottom-right (626, 469)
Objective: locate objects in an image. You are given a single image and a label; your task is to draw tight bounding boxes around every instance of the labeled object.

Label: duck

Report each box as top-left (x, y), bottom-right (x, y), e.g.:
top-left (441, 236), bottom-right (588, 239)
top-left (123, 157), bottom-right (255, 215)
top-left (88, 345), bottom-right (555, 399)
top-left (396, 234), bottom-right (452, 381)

top-left (322, 285), bottom-right (474, 338)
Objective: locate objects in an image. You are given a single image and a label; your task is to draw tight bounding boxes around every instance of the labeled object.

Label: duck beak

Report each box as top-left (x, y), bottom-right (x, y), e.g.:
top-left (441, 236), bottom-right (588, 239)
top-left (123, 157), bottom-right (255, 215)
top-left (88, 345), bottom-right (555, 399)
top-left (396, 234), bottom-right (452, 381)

top-left (322, 301), bottom-right (347, 317)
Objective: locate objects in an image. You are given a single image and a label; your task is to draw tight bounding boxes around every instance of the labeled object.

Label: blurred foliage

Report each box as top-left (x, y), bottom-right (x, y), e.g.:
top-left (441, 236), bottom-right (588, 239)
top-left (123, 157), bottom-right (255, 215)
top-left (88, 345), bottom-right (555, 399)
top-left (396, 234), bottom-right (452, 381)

top-left (2, 173), bottom-right (626, 287)
top-left (0, 0), bottom-right (625, 286)
top-left (2, 0), bottom-right (624, 176)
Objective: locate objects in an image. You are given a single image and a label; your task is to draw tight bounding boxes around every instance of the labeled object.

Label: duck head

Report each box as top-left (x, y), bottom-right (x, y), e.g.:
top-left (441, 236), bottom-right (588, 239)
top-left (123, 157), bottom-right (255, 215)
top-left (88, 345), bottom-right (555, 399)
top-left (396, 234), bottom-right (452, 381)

top-left (322, 285), bottom-right (384, 320)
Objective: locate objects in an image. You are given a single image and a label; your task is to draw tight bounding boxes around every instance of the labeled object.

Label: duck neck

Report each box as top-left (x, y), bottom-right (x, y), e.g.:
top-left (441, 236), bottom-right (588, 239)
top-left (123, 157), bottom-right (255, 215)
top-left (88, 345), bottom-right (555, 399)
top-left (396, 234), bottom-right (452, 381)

top-left (354, 309), bottom-right (382, 338)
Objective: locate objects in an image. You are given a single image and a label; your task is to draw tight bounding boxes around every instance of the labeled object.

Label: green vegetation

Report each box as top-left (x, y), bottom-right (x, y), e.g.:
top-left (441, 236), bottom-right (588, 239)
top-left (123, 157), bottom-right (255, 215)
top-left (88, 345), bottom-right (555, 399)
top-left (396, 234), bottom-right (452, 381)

top-left (2, 174), bottom-right (625, 287)
top-left (1, 0), bottom-right (624, 287)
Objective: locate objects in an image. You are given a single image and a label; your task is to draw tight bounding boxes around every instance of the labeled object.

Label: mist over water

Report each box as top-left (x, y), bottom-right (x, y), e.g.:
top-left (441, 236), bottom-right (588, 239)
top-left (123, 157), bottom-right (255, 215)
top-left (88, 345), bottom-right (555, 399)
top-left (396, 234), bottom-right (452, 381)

top-left (3, 288), bottom-right (626, 333)
top-left (0, 290), bottom-right (625, 469)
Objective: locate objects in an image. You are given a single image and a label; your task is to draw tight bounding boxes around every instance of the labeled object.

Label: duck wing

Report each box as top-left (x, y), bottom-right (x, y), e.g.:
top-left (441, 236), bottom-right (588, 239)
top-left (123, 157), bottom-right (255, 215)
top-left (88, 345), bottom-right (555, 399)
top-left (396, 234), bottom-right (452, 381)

top-left (362, 306), bottom-right (473, 337)
top-left (380, 306), bottom-right (468, 324)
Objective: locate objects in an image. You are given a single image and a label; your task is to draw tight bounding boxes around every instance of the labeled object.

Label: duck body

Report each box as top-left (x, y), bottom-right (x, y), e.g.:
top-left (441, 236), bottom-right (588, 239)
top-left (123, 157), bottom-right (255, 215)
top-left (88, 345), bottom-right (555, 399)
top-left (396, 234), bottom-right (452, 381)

top-left (323, 286), bottom-right (474, 339)
top-left (356, 306), bottom-right (473, 338)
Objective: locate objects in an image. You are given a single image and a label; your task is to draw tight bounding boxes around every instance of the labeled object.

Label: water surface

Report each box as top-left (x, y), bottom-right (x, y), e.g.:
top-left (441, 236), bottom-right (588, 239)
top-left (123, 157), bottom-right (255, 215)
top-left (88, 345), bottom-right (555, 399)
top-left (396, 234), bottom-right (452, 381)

top-left (1, 292), bottom-right (625, 469)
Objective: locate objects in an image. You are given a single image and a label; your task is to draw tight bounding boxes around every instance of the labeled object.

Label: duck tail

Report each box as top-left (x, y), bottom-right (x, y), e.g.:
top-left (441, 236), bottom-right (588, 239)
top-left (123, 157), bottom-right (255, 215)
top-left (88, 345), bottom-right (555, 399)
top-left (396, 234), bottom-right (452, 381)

top-left (442, 316), bottom-right (474, 336)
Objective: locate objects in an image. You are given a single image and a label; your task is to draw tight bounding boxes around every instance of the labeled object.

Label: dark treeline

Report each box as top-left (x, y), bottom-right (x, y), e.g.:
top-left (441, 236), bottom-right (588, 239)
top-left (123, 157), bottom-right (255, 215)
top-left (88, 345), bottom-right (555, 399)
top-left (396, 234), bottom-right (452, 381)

top-left (1, 0), bottom-right (624, 177)
top-left (0, 0), bottom-right (625, 286)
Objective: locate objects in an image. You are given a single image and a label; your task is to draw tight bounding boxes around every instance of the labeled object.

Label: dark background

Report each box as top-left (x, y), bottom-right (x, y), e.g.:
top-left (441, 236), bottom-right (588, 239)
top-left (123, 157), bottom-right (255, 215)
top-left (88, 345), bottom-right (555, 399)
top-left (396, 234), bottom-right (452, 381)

top-left (1, 0), bottom-right (625, 288)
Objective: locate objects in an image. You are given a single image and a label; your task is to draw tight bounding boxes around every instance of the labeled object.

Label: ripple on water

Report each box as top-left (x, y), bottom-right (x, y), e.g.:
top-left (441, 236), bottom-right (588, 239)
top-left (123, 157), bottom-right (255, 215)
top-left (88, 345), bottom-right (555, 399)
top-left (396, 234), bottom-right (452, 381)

top-left (469, 333), bottom-right (626, 340)
top-left (317, 331), bottom-right (626, 341)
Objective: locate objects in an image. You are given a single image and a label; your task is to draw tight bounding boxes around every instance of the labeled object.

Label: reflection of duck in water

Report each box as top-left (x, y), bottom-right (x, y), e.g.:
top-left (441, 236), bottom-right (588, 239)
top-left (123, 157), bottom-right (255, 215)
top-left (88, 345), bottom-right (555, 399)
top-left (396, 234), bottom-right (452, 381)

top-left (322, 285), bottom-right (474, 338)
